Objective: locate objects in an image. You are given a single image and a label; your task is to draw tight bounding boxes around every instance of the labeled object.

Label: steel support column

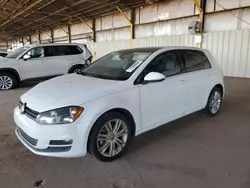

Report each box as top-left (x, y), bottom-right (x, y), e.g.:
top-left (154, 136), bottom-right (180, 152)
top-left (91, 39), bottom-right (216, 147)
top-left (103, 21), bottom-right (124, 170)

top-left (51, 29), bottom-right (54, 43)
top-left (194, 0), bottom-right (206, 48)
top-left (29, 35), bottom-right (32, 44)
top-left (201, 0), bottom-right (207, 32)
top-left (92, 18), bottom-right (96, 42)
top-left (116, 6), bottom-right (133, 48)
top-left (130, 8), bottom-right (135, 40)
top-left (68, 25), bottom-right (71, 43)
top-left (38, 32), bottom-right (41, 44)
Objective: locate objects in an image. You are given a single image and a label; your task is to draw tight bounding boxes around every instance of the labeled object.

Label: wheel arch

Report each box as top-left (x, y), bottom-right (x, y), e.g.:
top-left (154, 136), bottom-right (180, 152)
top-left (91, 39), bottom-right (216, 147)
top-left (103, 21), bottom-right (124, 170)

top-left (89, 108), bottom-right (136, 136)
top-left (68, 64), bottom-right (86, 73)
top-left (107, 108), bottom-right (136, 136)
top-left (86, 107), bottom-right (136, 153)
top-left (0, 68), bottom-right (20, 82)
top-left (214, 84), bottom-right (224, 97)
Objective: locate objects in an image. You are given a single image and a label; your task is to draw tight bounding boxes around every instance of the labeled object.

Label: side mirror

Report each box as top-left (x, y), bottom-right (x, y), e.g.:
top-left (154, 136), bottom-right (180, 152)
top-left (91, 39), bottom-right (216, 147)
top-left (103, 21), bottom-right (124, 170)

top-left (23, 54), bottom-right (31, 60)
top-left (144, 72), bottom-right (165, 84)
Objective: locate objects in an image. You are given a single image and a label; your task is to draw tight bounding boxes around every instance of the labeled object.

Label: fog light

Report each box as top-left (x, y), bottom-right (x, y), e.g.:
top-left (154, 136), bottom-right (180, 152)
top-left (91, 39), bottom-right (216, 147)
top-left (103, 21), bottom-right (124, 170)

top-left (49, 139), bottom-right (73, 145)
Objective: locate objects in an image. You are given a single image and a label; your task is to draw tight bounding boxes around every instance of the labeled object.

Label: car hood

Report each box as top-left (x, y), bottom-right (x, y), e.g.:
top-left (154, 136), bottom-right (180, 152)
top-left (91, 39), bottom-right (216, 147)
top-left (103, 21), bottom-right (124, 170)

top-left (0, 57), bottom-right (7, 61)
top-left (21, 74), bottom-right (124, 112)
top-left (0, 57), bottom-right (15, 64)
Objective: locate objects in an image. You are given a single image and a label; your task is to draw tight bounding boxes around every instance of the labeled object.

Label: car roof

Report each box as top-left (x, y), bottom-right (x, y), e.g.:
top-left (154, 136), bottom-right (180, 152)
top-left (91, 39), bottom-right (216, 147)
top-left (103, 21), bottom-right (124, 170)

top-left (26, 43), bottom-right (86, 48)
top-left (115, 46), bottom-right (209, 53)
top-left (116, 47), bottom-right (163, 53)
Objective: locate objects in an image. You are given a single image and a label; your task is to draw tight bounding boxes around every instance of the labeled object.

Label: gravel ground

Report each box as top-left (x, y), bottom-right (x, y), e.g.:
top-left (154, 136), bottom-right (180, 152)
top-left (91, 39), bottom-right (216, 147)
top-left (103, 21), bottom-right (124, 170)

top-left (0, 78), bottom-right (250, 188)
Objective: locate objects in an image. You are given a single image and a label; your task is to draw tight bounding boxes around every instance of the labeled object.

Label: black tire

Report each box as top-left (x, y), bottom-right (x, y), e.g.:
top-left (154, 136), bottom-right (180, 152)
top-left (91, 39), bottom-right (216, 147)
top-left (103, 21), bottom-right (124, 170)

top-left (204, 87), bottom-right (223, 116)
top-left (69, 65), bottom-right (86, 74)
top-left (0, 72), bottom-right (18, 90)
top-left (88, 112), bottom-right (132, 162)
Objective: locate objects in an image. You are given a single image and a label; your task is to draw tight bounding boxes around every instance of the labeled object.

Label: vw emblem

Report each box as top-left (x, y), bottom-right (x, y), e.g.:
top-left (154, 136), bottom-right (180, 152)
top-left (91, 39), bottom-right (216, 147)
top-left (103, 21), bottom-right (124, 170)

top-left (19, 103), bottom-right (26, 114)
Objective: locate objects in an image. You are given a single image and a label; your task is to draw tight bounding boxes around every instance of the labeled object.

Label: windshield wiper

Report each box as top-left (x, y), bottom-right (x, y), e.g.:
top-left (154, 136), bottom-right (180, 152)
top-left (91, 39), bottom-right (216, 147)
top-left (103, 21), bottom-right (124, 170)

top-left (81, 72), bottom-right (115, 80)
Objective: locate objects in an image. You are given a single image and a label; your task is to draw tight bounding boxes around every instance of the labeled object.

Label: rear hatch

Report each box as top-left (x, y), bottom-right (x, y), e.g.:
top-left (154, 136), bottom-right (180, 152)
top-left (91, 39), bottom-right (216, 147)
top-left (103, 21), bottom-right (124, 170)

top-left (78, 44), bottom-right (92, 63)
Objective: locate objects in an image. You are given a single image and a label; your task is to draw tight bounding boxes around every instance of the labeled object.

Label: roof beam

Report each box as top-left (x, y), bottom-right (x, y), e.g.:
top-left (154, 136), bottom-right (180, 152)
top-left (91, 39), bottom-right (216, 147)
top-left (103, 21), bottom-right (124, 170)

top-left (11, 1), bottom-right (112, 34)
top-left (0, 0), bottom-right (44, 28)
top-left (6, 0), bottom-right (147, 38)
top-left (4, 0), bottom-right (57, 29)
top-left (65, 5), bottom-right (93, 30)
top-left (0, 0), bottom-right (10, 9)
top-left (21, 0), bottom-right (89, 28)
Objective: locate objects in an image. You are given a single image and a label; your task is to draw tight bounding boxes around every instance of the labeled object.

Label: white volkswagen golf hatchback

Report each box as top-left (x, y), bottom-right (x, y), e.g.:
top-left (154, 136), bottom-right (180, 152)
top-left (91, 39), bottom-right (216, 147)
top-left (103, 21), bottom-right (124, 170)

top-left (14, 47), bottom-right (224, 162)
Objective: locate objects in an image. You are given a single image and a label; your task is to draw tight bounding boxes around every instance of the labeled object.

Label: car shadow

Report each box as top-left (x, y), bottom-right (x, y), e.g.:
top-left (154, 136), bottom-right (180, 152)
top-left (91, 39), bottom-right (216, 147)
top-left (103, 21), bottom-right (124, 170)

top-left (19, 81), bottom-right (40, 89)
top-left (126, 111), bottom-right (204, 155)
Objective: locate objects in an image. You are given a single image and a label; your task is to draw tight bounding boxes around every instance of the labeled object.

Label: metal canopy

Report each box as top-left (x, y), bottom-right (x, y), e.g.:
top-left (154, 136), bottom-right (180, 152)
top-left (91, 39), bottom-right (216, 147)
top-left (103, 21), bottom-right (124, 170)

top-left (0, 0), bottom-right (151, 41)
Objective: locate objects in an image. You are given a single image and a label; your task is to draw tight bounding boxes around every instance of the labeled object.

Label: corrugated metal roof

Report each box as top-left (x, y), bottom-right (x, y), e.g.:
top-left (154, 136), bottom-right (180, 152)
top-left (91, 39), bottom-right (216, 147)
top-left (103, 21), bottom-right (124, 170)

top-left (0, 0), bottom-right (160, 41)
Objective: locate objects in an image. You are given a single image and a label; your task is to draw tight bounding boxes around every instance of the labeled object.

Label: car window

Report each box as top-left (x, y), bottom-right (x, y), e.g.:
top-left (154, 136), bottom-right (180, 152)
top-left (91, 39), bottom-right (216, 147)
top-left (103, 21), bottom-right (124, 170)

top-left (6, 46), bottom-right (30, 59)
top-left (182, 50), bottom-right (211, 72)
top-left (143, 51), bottom-right (181, 78)
top-left (45, 46), bottom-right (71, 57)
top-left (0, 53), bottom-right (7, 57)
top-left (82, 51), bottom-right (152, 81)
top-left (26, 47), bottom-right (45, 59)
top-left (202, 52), bottom-right (211, 69)
top-left (68, 46), bottom-right (83, 55)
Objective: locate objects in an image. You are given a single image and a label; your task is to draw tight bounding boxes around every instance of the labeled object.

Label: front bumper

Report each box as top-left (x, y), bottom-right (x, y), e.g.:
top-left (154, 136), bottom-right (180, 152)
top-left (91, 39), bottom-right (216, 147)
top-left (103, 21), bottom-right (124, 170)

top-left (14, 107), bottom-right (93, 158)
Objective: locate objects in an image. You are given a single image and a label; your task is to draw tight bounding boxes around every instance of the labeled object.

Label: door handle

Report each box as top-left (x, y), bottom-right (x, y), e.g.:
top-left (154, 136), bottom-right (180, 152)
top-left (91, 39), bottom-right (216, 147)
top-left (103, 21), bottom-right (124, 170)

top-left (179, 80), bottom-right (186, 84)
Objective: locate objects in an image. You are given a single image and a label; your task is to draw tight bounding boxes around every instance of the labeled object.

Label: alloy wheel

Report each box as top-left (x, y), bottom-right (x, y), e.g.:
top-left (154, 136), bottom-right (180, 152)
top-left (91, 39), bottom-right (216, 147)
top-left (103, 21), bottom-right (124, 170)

top-left (73, 68), bottom-right (84, 74)
top-left (209, 90), bottom-right (222, 114)
top-left (97, 119), bottom-right (128, 158)
top-left (0, 76), bottom-right (13, 90)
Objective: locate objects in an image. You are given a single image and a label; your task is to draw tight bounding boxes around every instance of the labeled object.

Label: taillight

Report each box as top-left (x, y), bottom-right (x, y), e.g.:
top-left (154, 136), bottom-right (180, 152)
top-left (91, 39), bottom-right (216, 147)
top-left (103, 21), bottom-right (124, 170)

top-left (88, 56), bottom-right (93, 62)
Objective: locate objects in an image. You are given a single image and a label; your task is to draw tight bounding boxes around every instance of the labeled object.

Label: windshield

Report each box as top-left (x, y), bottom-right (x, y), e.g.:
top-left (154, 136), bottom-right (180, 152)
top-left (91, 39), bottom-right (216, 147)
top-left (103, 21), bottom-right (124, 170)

top-left (5, 46), bottom-right (30, 59)
top-left (82, 51), bottom-right (152, 80)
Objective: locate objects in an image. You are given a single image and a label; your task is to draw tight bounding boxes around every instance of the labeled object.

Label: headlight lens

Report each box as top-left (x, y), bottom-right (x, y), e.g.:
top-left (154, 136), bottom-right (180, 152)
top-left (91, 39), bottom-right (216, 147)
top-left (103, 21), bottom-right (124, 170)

top-left (36, 106), bottom-right (83, 125)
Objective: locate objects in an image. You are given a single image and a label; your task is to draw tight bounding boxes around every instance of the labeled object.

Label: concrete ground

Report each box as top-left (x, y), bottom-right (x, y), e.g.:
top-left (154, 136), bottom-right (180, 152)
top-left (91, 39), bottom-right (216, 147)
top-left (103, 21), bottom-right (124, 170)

top-left (0, 78), bottom-right (250, 188)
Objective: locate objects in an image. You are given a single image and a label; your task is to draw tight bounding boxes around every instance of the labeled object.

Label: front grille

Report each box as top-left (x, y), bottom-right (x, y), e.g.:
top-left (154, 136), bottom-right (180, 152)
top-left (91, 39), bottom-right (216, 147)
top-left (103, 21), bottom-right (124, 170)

top-left (24, 106), bottom-right (39, 120)
top-left (19, 101), bottom-right (39, 120)
top-left (18, 128), bottom-right (38, 146)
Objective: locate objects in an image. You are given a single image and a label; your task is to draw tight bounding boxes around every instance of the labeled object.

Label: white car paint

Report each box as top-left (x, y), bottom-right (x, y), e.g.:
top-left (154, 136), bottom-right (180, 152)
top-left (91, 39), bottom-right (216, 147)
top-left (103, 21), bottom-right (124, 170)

top-left (14, 46), bottom-right (224, 158)
top-left (0, 43), bottom-right (92, 81)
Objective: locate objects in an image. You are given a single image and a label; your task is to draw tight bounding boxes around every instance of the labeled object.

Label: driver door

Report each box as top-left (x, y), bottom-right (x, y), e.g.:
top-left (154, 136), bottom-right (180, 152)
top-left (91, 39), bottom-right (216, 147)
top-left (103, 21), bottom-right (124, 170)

top-left (139, 50), bottom-right (188, 130)
top-left (18, 47), bottom-right (47, 80)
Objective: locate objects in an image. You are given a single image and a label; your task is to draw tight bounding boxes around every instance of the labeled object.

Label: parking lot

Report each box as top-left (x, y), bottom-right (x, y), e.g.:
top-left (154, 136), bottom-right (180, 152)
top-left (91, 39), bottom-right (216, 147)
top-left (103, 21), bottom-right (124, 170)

top-left (0, 77), bottom-right (249, 188)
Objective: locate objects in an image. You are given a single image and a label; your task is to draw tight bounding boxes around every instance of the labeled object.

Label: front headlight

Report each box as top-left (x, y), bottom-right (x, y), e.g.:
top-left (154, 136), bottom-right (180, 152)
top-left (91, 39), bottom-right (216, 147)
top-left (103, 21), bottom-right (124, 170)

top-left (36, 106), bottom-right (83, 125)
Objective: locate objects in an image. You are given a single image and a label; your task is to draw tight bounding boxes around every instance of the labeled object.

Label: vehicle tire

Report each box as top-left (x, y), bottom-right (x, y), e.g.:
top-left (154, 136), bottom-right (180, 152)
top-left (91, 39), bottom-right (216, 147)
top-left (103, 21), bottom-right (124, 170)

top-left (88, 112), bottom-right (132, 162)
top-left (0, 72), bottom-right (18, 90)
top-left (204, 87), bottom-right (223, 116)
top-left (69, 65), bottom-right (86, 74)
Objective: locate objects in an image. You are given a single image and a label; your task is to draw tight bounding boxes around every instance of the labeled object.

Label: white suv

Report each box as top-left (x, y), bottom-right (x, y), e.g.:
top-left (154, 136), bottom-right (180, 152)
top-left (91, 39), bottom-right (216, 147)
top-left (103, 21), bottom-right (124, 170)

top-left (14, 47), bottom-right (224, 162)
top-left (0, 43), bottom-right (92, 90)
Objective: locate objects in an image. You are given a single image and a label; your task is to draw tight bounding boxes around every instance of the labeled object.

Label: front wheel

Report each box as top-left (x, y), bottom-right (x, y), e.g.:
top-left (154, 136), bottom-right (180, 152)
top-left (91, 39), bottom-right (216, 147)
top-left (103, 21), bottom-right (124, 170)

top-left (88, 112), bottom-right (132, 162)
top-left (204, 87), bottom-right (222, 116)
top-left (0, 72), bottom-right (18, 90)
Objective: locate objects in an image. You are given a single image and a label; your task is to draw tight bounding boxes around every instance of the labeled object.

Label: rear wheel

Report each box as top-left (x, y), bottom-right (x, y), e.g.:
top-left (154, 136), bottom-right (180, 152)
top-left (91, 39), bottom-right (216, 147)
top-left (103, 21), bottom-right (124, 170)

top-left (70, 65), bottom-right (86, 74)
top-left (205, 87), bottom-right (222, 116)
top-left (88, 112), bottom-right (132, 162)
top-left (0, 72), bottom-right (18, 90)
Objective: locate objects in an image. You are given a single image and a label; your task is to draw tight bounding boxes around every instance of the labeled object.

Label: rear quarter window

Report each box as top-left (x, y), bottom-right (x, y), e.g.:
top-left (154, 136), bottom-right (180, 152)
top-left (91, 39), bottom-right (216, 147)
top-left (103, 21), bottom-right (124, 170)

top-left (45, 46), bottom-right (71, 57)
top-left (182, 50), bottom-right (211, 72)
top-left (68, 46), bottom-right (83, 55)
